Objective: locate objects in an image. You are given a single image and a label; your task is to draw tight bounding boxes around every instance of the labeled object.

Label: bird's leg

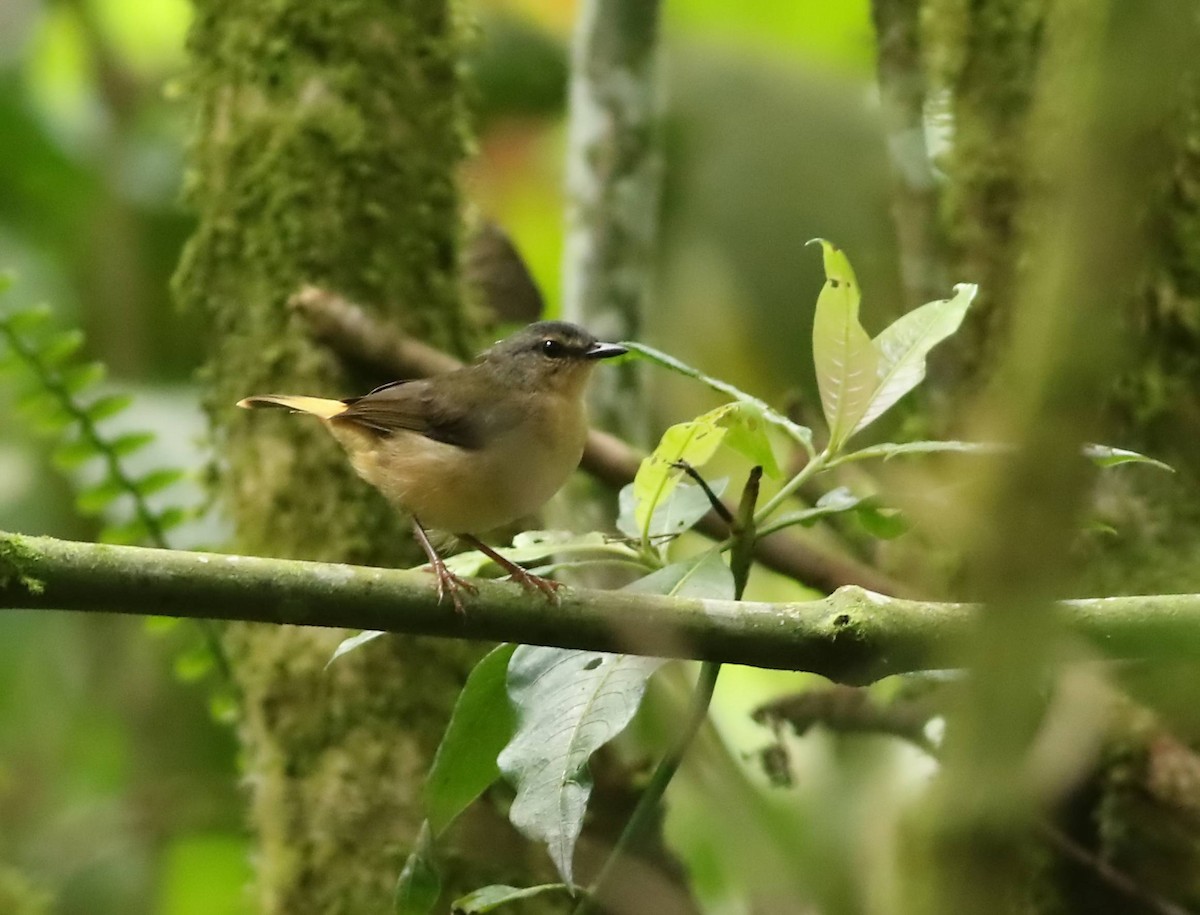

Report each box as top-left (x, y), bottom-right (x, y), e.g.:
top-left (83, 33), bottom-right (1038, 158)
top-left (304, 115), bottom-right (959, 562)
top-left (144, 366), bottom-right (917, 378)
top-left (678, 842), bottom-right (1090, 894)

top-left (412, 518), bottom-right (477, 614)
top-left (460, 534), bottom-right (563, 604)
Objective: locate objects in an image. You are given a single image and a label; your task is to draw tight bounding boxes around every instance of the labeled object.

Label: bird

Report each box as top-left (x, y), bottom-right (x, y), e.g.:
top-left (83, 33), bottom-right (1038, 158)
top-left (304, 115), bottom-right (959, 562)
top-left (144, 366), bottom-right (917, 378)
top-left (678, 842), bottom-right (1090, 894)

top-left (237, 321), bottom-right (627, 612)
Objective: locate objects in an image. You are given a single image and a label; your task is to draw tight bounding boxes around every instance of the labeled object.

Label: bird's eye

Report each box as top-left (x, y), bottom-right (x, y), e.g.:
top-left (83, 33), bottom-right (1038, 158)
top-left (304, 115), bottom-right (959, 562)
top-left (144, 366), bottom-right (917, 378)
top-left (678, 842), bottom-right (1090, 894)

top-left (541, 339), bottom-right (567, 358)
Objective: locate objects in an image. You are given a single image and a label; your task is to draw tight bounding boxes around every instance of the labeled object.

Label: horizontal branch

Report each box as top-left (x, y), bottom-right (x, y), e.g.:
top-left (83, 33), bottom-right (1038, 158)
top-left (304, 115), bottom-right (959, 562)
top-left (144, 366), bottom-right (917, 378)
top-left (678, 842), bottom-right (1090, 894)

top-left (4, 532), bottom-right (1200, 684)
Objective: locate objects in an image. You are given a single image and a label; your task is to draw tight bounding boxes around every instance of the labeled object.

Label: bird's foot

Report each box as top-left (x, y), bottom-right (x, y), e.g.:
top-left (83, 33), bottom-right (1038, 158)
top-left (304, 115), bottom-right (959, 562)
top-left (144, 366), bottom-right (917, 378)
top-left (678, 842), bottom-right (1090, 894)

top-left (459, 534), bottom-right (564, 605)
top-left (425, 556), bottom-right (478, 615)
top-left (504, 566), bottom-right (564, 604)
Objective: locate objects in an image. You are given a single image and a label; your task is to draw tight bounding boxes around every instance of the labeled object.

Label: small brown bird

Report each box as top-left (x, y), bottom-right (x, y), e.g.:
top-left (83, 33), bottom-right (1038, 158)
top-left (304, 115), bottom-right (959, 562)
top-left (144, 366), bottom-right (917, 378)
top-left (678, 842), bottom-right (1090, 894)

top-left (237, 321), bottom-right (626, 611)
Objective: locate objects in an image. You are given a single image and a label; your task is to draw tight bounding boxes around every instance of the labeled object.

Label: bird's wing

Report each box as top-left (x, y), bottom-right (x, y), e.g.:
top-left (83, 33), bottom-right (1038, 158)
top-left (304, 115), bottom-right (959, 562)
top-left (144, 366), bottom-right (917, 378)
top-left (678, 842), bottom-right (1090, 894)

top-left (336, 378), bottom-right (488, 450)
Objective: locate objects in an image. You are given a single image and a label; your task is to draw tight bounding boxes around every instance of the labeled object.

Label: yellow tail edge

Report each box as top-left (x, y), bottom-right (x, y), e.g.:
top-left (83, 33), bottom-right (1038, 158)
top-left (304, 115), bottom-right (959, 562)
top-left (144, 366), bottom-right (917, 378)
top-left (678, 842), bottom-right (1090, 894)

top-left (236, 395), bottom-right (349, 419)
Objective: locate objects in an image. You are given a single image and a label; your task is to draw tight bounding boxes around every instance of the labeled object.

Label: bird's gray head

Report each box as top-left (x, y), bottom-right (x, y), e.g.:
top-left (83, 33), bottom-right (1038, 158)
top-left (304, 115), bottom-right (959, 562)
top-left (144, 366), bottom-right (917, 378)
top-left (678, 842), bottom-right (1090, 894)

top-left (480, 321), bottom-right (627, 392)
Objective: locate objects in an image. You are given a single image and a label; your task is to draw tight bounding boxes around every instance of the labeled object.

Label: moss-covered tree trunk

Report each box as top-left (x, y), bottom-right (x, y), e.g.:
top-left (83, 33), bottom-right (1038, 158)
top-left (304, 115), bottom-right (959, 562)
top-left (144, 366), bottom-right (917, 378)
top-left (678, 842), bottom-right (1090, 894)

top-left (906, 1), bottom-right (1200, 912)
top-left (172, 2), bottom-right (508, 911)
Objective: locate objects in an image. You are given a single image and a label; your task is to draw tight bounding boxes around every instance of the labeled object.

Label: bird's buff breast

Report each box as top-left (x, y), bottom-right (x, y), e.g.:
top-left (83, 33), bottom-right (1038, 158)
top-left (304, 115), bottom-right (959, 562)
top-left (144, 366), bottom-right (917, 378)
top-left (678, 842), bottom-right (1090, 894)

top-left (334, 399), bottom-right (588, 534)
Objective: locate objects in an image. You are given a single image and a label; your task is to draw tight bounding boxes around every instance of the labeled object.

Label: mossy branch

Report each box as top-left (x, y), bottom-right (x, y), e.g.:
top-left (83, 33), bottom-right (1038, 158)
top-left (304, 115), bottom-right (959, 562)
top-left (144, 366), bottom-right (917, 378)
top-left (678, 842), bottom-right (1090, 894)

top-left (5, 531), bottom-right (1200, 685)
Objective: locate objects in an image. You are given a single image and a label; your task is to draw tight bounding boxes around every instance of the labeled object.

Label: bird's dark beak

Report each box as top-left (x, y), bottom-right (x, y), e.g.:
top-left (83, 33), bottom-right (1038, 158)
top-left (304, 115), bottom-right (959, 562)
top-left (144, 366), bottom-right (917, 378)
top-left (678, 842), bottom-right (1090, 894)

top-left (584, 341), bottom-right (628, 360)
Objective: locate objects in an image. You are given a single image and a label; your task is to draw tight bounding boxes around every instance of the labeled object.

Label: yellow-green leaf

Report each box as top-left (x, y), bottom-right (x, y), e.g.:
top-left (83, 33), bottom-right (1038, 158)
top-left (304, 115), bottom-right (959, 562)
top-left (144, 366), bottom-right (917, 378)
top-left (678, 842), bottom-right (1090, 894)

top-left (809, 239), bottom-right (878, 451)
top-left (632, 403), bottom-right (736, 543)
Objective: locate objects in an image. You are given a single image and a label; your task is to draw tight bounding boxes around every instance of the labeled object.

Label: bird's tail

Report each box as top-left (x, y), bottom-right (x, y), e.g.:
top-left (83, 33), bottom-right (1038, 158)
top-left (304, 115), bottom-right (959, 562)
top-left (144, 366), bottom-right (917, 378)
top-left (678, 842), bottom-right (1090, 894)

top-left (236, 395), bottom-right (349, 419)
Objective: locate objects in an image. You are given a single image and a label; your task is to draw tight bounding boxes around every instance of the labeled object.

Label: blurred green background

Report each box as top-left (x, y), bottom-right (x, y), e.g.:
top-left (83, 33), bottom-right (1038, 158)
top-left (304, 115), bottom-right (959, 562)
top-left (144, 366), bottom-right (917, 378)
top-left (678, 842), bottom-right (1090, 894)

top-left (0, 0), bottom-right (908, 911)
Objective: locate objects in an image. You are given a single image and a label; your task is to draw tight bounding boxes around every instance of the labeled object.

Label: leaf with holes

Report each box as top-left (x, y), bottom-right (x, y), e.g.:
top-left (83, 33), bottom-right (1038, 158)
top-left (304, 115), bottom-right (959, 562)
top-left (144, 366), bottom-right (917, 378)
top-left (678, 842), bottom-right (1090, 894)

top-left (632, 403), bottom-right (736, 543)
top-left (810, 239), bottom-right (879, 451)
top-left (722, 401), bottom-right (781, 477)
top-left (855, 283), bottom-right (977, 433)
top-left (497, 552), bottom-right (730, 886)
top-left (499, 648), bottom-right (665, 887)
top-left (632, 401), bottom-right (776, 545)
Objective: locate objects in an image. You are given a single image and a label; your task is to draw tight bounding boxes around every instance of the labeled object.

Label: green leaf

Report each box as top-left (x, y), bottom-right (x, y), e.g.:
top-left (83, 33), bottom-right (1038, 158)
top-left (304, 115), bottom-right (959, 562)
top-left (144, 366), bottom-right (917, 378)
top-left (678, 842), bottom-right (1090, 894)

top-left (328, 630), bottom-right (386, 665)
top-left (451, 884), bottom-right (572, 913)
top-left (61, 361), bottom-right (106, 394)
top-left (157, 506), bottom-right (188, 531)
top-left (394, 821), bottom-right (441, 915)
top-left (499, 648), bottom-right (665, 887)
top-left (855, 283), bottom-right (978, 433)
top-left (425, 644), bottom-right (517, 836)
top-left (632, 402), bottom-right (777, 544)
top-left (616, 478), bottom-right (728, 540)
top-left (763, 486), bottom-right (865, 531)
top-left (86, 393), bottom-right (134, 422)
top-left (809, 239), bottom-right (879, 451)
top-left (444, 531), bottom-right (614, 578)
top-left (135, 468), bottom-right (186, 496)
top-left (101, 517), bottom-right (151, 545)
top-left (621, 341), bottom-right (815, 454)
top-left (633, 403), bottom-right (736, 541)
top-left (77, 478), bottom-right (127, 514)
top-left (2, 303), bottom-right (52, 335)
top-left (830, 440), bottom-right (1006, 466)
top-left (110, 431), bottom-right (156, 456)
top-left (624, 550), bottom-right (736, 600)
top-left (1082, 444), bottom-right (1173, 473)
top-left (52, 436), bottom-right (99, 470)
top-left (144, 615), bottom-right (180, 634)
top-left (722, 402), bottom-right (781, 477)
top-left (41, 329), bottom-right (85, 366)
top-left (174, 643), bottom-right (215, 682)
top-left (854, 501), bottom-right (910, 540)
top-left (17, 390), bottom-right (73, 432)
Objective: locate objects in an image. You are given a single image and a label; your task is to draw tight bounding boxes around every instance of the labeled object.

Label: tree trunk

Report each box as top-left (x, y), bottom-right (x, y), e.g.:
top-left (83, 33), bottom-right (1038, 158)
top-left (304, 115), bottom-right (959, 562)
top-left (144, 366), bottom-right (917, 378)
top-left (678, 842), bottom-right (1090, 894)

top-left (905, 1), bottom-right (1200, 912)
top-left (173, 2), bottom-right (504, 910)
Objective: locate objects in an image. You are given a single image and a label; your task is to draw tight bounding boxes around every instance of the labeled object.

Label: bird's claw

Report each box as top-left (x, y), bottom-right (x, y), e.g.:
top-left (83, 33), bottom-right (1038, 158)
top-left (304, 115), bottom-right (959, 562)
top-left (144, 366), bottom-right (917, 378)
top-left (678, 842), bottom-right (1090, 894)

top-left (426, 559), bottom-right (478, 615)
top-left (505, 567), bottom-right (564, 604)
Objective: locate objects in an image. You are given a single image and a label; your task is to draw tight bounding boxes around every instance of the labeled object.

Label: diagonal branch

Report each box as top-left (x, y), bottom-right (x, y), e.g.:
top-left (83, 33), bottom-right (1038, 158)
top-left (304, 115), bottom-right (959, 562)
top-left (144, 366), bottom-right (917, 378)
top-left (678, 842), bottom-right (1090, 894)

top-left (5, 531), bottom-right (1200, 685)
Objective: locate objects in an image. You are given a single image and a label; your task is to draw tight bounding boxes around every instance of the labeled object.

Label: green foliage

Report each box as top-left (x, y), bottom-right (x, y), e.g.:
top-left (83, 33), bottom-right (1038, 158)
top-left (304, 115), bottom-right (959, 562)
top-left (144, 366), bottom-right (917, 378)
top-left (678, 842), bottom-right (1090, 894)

top-left (0, 282), bottom-right (192, 547)
top-left (393, 240), bottom-right (1175, 910)
top-left (630, 401), bottom-right (779, 549)
top-left (424, 643), bottom-right (517, 836)
top-left (451, 883), bottom-right (572, 913)
top-left (394, 821), bottom-right (441, 915)
top-left (0, 278), bottom-right (232, 712)
top-left (499, 647), bottom-right (666, 887)
top-left (810, 238), bottom-right (879, 451)
top-left (808, 238), bottom-right (979, 449)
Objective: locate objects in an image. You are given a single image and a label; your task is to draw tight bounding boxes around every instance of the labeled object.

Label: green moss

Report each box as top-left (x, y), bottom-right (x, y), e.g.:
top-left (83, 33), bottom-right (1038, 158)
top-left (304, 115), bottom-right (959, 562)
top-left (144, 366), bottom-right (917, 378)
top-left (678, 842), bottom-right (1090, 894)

top-left (0, 534), bottom-right (44, 596)
top-left (0, 866), bottom-right (52, 915)
top-left (175, 0), bottom-right (479, 568)
top-left (173, 2), bottom-right (505, 912)
top-left (927, 0), bottom-right (1045, 382)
